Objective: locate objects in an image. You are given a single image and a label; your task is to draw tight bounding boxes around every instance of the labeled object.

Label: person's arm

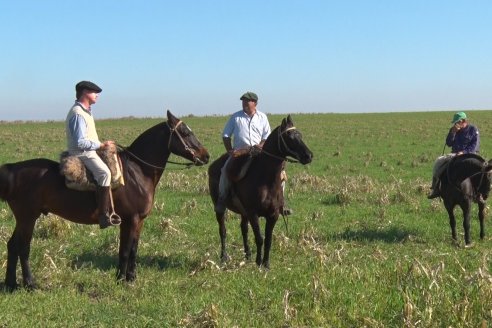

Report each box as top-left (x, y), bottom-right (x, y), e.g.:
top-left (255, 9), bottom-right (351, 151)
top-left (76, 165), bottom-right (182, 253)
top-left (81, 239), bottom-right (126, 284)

top-left (463, 127), bottom-right (479, 154)
top-left (68, 114), bottom-right (101, 151)
top-left (222, 137), bottom-right (233, 154)
top-left (445, 127), bottom-right (456, 147)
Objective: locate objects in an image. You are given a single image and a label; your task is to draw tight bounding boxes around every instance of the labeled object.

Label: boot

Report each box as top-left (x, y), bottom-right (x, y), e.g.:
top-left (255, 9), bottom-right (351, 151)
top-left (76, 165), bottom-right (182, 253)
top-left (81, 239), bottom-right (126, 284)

top-left (427, 177), bottom-right (440, 199)
top-left (96, 186), bottom-right (117, 229)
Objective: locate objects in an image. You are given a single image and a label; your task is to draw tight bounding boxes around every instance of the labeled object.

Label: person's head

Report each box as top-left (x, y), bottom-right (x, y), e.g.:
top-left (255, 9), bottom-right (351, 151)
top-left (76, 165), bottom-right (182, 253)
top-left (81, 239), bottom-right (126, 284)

top-left (240, 91), bottom-right (258, 115)
top-left (75, 81), bottom-right (102, 106)
top-left (451, 111), bottom-right (468, 128)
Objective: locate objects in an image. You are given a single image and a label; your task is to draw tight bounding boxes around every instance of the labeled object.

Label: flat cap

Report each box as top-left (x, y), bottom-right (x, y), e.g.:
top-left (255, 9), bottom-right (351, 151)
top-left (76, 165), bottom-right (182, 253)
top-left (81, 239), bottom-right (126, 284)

top-left (76, 81), bottom-right (102, 93)
top-left (240, 91), bottom-right (258, 102)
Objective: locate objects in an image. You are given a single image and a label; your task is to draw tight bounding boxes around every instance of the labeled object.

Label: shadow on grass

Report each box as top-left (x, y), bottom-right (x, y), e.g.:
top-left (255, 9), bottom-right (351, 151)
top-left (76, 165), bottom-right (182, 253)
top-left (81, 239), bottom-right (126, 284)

top-left (331, 226), bottom-right (424, 244)
top-left (70, 252), bottom-right (193, 272)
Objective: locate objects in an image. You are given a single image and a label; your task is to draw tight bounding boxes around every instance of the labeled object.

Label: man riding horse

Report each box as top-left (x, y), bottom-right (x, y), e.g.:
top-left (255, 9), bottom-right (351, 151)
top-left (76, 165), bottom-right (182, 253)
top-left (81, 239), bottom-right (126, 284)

top-left (428, 111), bottom-right (481, 202)
top-left (215, 91), bottom-right (292, 215)
top-left (65, 81), bottom-right (120, 228)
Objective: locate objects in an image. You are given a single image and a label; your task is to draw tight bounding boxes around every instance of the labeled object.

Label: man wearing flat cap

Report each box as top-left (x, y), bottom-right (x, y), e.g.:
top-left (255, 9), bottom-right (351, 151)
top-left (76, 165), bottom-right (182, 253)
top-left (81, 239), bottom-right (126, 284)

top-left (428, 111), bottom-right (480, 200)
top-left (65, 81), bottom-right (120, 228)
top-left (215, 92), bottom-right (293, 215)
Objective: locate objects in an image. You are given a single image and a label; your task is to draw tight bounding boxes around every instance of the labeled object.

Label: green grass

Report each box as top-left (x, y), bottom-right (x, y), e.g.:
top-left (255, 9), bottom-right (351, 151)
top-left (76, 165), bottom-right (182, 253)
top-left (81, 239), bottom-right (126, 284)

top-left (1, 111), bottom-right (492, 327)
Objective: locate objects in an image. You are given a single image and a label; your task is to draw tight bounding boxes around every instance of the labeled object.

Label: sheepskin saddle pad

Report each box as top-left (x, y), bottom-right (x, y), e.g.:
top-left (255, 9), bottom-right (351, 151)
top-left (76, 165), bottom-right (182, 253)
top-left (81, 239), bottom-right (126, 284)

top-left (59, 144), bottom-right (124, 191)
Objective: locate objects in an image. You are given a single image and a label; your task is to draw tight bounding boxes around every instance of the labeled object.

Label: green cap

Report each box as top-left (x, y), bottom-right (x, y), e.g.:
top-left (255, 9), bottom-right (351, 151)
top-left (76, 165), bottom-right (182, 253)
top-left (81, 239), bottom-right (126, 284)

top-left (240, 91), bottom-right (258, 102)
top-left (451, 111), bottom-right (467, 124)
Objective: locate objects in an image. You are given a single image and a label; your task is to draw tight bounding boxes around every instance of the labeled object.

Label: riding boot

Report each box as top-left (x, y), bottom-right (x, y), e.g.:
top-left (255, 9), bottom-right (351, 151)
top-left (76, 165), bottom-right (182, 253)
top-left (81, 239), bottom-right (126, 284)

top-left (427, 177), bottom-right (440, 199)
top-left (96, 186), bottom-right (114, 229)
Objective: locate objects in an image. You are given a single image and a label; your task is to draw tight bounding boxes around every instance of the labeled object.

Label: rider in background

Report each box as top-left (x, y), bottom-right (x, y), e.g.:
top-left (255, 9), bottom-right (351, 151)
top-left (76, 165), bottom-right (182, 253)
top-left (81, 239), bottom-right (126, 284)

top-left (428, 111), bottom-right (480, 200)
top-left (215, 91), bottom-right (293, 215)
top-left (65, 81), bottom-right (120, 228)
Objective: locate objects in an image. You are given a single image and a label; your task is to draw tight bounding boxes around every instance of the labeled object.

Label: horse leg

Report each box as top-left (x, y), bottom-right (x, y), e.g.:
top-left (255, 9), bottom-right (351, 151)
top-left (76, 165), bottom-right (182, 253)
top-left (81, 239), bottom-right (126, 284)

top-left (262, 215), bottom-right (278, 269)
top-left (6, 209), bottom-right (38, 290)
top-left (5, 229), bottom-right (20, 290)
top-left (461, 201), bottom-right (472, 246)
top-left (216, 212), bottom-right (230, 262)
top-left (117, 218), bottom-right (132, 281)
top-left (240, 215), bottom-right (251, 260)
top-left (444, 202), bottom-right (457, 241)
top-left (478, 201), bottom-right (486, 240)
top-left (249, 215), bottom-right (264, 266)
top-left (125, 219), bottom-right (144, 282)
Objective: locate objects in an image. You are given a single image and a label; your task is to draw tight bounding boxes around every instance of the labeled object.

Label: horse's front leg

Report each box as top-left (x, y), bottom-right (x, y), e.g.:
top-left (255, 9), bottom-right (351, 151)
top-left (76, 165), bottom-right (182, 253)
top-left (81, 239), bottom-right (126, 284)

top-left (262, 214), bottom-right (279, 269)
top-left (117, 217), bottom-right (138, 281)
top-left (445, 202), bottom-right (457, 241)
top-left (249, 215), bottom-right (263, 266)
top-left (478, 201), bottom-right (486, 240)
top-left (240, 215), bottom-right (251, 260)
top-left (216, 212), bottom-right (230, 262)
top-left (125, 218), bottom-right (144, 282)
top-left (461, 201), bottom-right (472, 246)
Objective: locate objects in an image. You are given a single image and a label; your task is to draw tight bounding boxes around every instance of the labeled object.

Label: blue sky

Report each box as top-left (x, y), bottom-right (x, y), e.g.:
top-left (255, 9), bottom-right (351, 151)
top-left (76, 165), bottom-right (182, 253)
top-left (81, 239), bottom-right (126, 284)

top-left (0, 1), bottom-right (491, 121)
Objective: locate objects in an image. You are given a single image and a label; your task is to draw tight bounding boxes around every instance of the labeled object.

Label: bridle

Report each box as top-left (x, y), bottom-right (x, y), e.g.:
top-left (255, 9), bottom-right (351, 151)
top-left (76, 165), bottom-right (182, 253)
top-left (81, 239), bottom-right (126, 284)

top-left (117, 120), bottom-right (204, 170)
top-left (262, 126), bottom-right (300, 163)
top-left (166, 120), bottom-right (206, 165)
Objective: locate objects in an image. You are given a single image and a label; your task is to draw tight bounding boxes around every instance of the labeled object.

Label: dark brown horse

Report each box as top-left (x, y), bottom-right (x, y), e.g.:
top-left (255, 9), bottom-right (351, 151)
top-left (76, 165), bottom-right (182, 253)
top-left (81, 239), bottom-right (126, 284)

top-left (208, 115), bottom-right (312, 268)
top-left (0, 111), bottom-right (209, 290)
top-left (439, 153), bottom-right (492, 246)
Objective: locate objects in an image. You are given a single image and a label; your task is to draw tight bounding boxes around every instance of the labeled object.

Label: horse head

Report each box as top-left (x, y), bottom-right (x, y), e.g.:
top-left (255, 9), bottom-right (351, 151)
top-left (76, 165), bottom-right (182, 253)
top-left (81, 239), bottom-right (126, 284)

top-left (166, 110), bottom-right (210, 166)
top-left (276, 115), bottom-right (313, 164)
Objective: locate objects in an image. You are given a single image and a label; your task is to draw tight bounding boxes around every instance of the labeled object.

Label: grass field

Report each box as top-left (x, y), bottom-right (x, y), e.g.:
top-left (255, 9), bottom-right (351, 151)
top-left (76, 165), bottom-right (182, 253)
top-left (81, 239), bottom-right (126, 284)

top-left (1, 111), bottom-right (492, 327)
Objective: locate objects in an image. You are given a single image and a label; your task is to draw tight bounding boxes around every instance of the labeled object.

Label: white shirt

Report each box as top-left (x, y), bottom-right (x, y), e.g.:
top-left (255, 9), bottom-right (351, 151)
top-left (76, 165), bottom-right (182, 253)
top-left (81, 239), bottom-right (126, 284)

top-left (222, 110), bottom-right (271, 150)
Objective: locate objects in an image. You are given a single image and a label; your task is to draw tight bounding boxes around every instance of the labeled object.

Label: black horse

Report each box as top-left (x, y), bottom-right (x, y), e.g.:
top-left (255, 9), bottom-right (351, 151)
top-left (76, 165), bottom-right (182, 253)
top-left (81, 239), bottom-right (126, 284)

top-left (439, 153), bottom-right (492, 246)
top-left (208, 115), bottom-right (313, 268)
top-left (0, 111), bottom-right (209, 290)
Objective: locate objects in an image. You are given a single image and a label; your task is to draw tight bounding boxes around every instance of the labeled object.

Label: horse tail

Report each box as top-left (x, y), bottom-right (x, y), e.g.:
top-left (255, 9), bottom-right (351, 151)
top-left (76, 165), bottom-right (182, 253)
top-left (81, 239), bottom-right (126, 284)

top-left (0, 164), bottom-right (13, 201)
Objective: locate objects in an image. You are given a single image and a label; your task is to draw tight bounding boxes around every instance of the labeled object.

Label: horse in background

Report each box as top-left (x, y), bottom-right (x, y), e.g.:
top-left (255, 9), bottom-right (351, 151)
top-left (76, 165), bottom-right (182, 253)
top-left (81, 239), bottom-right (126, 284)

top-left (438, 153), bottom-right (492, 246)
top-left (0, 111), bottom-right (209, 290)
top-left (208, 115), bottom-right (313, 268)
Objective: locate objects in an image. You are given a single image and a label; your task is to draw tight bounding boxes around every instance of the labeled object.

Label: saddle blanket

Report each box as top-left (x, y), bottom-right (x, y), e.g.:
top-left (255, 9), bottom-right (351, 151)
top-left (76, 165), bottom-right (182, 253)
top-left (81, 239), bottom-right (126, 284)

top-left (59, 145), bottom-right (124, 191)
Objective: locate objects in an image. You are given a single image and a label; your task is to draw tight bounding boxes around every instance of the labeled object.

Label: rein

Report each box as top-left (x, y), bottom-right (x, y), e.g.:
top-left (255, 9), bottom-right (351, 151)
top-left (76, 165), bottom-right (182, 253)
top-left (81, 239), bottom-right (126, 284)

top-left (115, 119), bottom-right (202, 170)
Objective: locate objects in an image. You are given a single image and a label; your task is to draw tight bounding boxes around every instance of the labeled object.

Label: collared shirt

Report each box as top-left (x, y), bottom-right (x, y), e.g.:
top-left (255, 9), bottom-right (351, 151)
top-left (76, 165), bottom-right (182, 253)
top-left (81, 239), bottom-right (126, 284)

top-left (222, 109), bottom-right (271, 150)
top-left (66, 101), bottom-right (101, 151)
top-left (446, 124), bottom-right (480, 154)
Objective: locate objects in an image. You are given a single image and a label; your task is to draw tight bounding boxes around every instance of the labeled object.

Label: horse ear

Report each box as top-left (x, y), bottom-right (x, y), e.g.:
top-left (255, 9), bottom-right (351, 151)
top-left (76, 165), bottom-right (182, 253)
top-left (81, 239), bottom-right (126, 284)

top-left (167, 110), bottom-right (179, 127)
top-left (287, 114), bottom-right (294, 126)
top-left (281, 117), bottom-right (287, 129)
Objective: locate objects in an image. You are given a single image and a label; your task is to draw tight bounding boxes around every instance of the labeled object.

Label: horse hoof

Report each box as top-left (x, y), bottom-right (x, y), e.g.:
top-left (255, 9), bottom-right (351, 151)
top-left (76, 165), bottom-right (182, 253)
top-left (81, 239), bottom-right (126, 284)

top-left (464, 243), bottom-right (474, 249)
top-left (221, 254), bottom-right (230, 263)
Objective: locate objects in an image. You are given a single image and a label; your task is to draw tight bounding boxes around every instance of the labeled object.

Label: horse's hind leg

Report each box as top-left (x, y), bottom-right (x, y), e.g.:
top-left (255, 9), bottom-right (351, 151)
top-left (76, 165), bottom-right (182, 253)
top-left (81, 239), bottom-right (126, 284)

top-left (478, 202), bottom-right (486, 240)
top-left (240, 215), bottom-right (251, 260)
top-left (6, 214), bottom-right (37, 290)
top-left (5, 229), bottom-right (20, 290)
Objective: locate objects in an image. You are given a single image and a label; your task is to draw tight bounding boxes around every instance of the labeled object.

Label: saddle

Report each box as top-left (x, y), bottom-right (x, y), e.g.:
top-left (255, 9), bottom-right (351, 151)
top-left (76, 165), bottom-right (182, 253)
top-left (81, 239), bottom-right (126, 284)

top-left (226, 147), bottom-right (261, 183)
top-left (59, 144), bottom-right (125, 191)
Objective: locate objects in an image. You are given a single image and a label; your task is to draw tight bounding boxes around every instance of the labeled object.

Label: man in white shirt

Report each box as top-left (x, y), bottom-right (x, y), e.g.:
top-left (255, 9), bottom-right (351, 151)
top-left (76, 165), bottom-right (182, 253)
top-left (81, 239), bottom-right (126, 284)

top-left (215, 92), bottom-right (271, 213)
